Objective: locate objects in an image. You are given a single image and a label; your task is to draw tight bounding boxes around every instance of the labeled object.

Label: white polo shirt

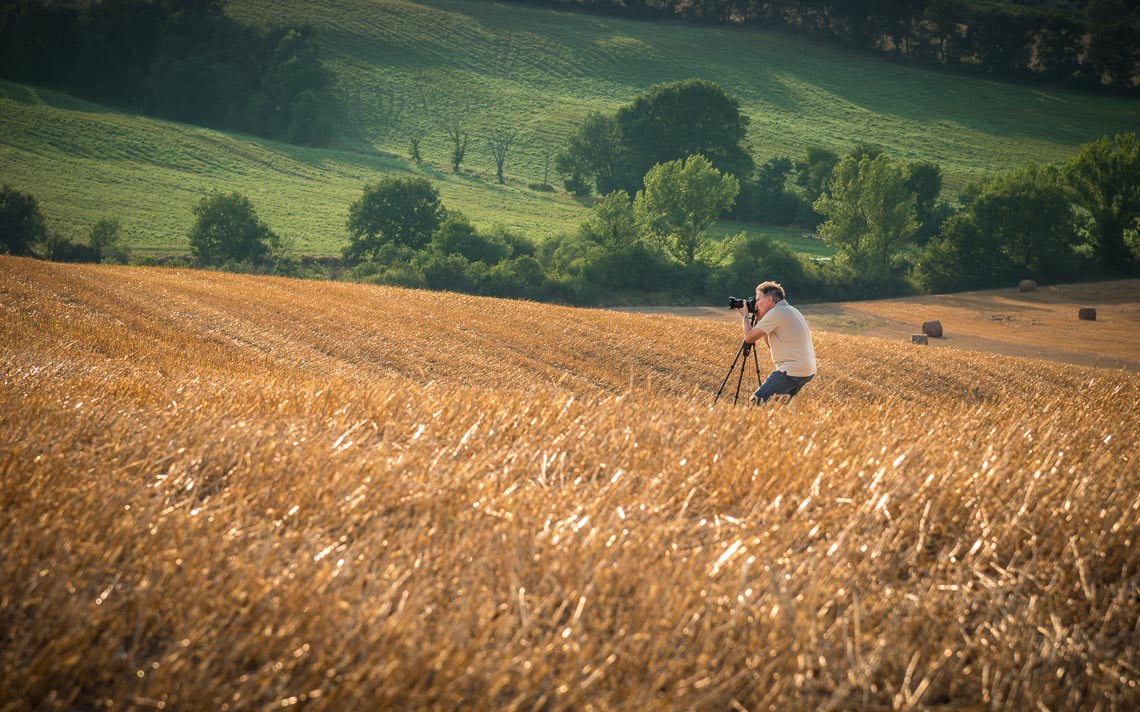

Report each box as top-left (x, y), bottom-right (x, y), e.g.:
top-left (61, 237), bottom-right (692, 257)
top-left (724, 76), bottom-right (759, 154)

top-left (755, 301), bottom-right (816, 377)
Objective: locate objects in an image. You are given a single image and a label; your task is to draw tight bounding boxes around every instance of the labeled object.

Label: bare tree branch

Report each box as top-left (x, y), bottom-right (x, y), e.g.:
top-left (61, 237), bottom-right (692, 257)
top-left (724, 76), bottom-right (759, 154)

top-left (485, 127), bottom-right (519, 184)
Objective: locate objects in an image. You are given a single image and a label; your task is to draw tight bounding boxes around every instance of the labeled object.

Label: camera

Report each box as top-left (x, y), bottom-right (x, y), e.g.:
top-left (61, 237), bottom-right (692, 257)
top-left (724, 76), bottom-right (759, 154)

top-left (728, 296), bottom-right (757, 313)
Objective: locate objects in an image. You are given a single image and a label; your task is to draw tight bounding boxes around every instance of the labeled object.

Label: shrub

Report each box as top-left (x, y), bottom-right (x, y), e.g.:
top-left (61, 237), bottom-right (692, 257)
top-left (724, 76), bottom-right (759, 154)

top-left (188, 192), bottom-right (279, 267)
top-left (0, 185), bottom-right (47, 256)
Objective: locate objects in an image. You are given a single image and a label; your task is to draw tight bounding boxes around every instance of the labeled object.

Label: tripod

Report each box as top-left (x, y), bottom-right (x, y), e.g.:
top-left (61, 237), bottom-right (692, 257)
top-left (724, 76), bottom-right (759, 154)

top-left (713, 314), bottom-right (763, 405)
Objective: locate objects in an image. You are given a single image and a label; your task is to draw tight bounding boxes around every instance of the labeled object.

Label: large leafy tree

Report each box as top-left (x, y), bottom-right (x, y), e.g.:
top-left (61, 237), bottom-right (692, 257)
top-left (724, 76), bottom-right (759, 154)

top-left (1084, 0), bottom-right (1140, 89)
top-left (795, 145), bottom-right (840, 207)
top-left (253, 29), bottom-right (332, 145)
top-left (0, 185), bottom-right (47, 256)
top-left (904, 160), bottom-right (944, 241)
top-left (344, 177), bottom-right (444, 264)
top-left (429, 214), bottom-right (510, 265)
top-left (912, 213), bottom-right (988, 293)
top-left (90, 216), bottom-right (130, 263)
top-left (634, 155), bottom-right (739, 265)
top-left (580, 191), bottom-right (639, 251)
top-left (924, 0), bottom-right (967, 63)
top-left (814, 153), bottom-right (918, 281)
top-left (1066, 132), bottom-right (1140, 274)
top-left (555, 112), bottom-right (625, 196)
top-left (967, 164), bottom-right (1077, 280)
top-left (915, 164), bottom-right (1078, 291)
top-left (617, 80), bottom-right (752, 194)
top-left (188, 192), bottom-right (279, 266)
top-left (743, 156), bottom-right (801, 225)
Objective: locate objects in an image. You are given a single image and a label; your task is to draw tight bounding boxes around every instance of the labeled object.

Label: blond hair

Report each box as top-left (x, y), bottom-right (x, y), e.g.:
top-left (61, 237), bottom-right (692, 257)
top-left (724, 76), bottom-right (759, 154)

top-left (757, 281), bottom-right (785, 302)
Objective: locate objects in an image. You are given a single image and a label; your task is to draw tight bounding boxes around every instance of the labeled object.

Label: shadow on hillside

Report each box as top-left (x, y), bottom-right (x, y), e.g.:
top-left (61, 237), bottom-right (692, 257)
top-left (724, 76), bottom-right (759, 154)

top-left (770, 49), bottom-right (1138, 145)
top-left (0, 80), bottom-right (119, 115)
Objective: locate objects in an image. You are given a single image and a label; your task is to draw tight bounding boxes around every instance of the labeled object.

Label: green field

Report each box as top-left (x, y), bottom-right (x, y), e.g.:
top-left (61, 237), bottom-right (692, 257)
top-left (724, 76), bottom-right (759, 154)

top-left (2, 0), bottom-right (1138, 257)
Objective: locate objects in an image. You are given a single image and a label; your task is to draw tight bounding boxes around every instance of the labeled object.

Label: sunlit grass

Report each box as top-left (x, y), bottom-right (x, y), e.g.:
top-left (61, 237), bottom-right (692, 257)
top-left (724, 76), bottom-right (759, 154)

top-left (2, 0), bottom-right (1137, 257)
top-left (2, 257), bottom-right (1138, 709)
top-left (229, 0), bottom-right (1139, 183)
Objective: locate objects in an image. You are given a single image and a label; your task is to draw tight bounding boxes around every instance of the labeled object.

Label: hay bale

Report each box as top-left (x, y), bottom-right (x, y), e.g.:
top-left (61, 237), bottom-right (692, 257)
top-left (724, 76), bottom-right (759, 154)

top-left (1078, 307), bottom-right (1097, 321)
top-left (911, 334), bottom-right (929, 345)
top-left (922, 320), bottom-right (943, 338)
top-left (1019, 280), bottom-right (1037, 292)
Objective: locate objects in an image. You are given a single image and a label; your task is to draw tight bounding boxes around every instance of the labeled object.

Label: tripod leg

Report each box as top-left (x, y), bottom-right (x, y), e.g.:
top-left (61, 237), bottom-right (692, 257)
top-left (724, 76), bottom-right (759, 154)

top-left (732, 342), bottom-right (754, 405)
top-left (752, 345), bottom-right (764, 393)
top-left (733, 351), bottom-right (747, 404)
top-left (713, 341), bottom-right (747, 404)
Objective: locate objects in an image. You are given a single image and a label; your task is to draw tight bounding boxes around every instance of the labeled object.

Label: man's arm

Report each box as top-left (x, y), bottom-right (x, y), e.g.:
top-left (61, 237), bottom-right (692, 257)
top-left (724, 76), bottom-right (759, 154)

top-left (740, 310), bottom-right (767, 344)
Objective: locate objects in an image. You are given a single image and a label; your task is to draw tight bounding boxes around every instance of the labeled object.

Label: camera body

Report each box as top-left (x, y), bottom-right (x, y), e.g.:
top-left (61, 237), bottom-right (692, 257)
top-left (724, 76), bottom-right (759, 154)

top-left (728, 296), bottom-right (757, 313)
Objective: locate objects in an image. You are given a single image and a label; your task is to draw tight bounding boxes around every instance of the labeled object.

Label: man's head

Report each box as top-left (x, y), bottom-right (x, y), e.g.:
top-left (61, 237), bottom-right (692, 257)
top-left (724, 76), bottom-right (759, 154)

top-left (754, 281), bottom-right (785, 317)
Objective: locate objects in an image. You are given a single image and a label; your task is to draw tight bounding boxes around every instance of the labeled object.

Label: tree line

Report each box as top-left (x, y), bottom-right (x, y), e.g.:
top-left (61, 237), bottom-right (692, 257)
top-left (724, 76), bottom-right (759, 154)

top-left (0, 0), bottom-right (333, 145)
top-left (556, 79), bottom-right (945, 236)
top-left (3, 130), bottom-right (1136, 303)
top-left (500, 0), bottom-right (1139, 92)
top-left (3, 80), bottom-right (1136, 306)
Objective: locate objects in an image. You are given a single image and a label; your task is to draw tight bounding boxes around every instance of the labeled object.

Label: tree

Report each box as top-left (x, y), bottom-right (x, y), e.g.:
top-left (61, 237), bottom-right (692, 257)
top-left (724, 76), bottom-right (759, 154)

top-left (913, 213), bottom-right (988, 293)
top-left (1066, 133), bottom-right (1140, 274)
top-left (0, 185), bottom-right (47, 256)
top-left (188, 192), bottom-right (279, 266)
top-left (634, 155), bottom-right (739, 265)
top-left (740, 156), bottom-right (801, 224)
top-left (485, 127), bottom-right (518, 184)
top-left (795, 146), bottom-right (840, 206)
top-left (446, 120), bottom-right (469, 173)
top-left (255, 28), bottom-right (332, 144)
top-left (89, 216), bottom-right (129, 263)
top-left (429, 214), bottom-right (510, 265)
top-left (1035, 15), bottom-right (1085, 84)
top-left (966, 164), bottom-right (1077, 281)
top-left (923, 0), bottom-right (966, 63)
top-left (344, 177), bottom-right (444, 264)
top-left (904, 160), bottom-right (943, 241)
top-left (555, 111), bottom-right (625, 196)
top-left (1084, 0), bottom-right (1140, 89)
top-left (958, 6), bottom-right (1033, 77)
top-left (916, 164), bottom-right (1078, 289)
top-left (580, 191), bottom-right (639, 250)
top-left (615, 79), bottom-right (753, 195)
top-left (871, 0), bottom-right (927, 55)
top-left (813, 153), bottom-right (918, 281)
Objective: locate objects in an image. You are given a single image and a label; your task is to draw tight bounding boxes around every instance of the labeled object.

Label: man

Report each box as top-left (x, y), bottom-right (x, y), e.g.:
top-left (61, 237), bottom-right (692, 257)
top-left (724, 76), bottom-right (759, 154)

top-left (738, 281), bottom-right (816, 404)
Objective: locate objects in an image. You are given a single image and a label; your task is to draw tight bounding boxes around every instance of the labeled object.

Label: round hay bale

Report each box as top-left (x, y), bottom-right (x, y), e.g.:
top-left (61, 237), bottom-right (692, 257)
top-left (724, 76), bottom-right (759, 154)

top-left (911, 334), bottom-right (929, 345)
top-left (922, 320), bottom-right (943, 338)
top-left (1078, 307), bottom-right (1097, 321)
top-left (1019, 279), bottom-right (1037, 292)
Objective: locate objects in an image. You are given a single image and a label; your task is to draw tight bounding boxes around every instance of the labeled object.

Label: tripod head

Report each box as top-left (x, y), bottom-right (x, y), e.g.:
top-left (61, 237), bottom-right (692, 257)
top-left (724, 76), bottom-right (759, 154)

top-left (739, 312), bottom-right (758, 356)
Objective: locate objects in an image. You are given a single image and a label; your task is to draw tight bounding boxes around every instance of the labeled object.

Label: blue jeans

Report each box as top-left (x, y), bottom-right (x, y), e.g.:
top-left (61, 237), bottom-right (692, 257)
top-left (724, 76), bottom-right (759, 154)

top-left (753, 370), bottom-right (814, 404)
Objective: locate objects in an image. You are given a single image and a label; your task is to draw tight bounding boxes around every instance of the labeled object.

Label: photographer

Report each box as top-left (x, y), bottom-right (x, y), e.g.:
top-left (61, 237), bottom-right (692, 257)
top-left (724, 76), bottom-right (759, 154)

top-left (738, 281), bottom-right (816, 404)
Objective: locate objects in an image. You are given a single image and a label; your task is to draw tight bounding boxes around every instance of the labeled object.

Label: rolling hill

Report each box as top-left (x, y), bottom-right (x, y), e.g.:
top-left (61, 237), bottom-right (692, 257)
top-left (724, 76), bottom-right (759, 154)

top-left (1, 0), bottom-right (1138, 257)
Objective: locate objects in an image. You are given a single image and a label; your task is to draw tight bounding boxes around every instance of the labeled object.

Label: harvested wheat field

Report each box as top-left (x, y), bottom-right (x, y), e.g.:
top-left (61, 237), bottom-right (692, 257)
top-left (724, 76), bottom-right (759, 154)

top-left (2, 256), bottom-right (1138, 711)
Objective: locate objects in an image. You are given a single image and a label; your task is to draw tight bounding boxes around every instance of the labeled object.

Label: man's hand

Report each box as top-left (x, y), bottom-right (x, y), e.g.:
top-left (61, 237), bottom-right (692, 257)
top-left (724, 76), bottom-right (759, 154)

top-left (741, 309), bottom-right (769, 345)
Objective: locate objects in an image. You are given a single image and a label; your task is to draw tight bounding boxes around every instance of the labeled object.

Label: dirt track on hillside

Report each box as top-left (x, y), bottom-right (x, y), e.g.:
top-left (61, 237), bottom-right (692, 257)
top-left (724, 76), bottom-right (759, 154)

top-left (620, 280), bottom-right (1140, 372)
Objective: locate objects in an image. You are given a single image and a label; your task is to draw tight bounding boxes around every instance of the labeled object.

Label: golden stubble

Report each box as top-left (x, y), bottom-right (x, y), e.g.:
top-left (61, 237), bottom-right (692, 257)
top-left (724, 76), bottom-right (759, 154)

top-left (2, 257), bottom-right (1137, 711)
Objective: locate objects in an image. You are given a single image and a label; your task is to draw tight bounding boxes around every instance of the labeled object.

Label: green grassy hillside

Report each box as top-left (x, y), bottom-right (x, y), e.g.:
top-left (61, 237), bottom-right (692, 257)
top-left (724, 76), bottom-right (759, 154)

top-left (2, 0), bottom-right (1137, 256)
top-left (0, 81), bottom-right (591, 255)
top-left (227, 0), bottom-right (1138, 185)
